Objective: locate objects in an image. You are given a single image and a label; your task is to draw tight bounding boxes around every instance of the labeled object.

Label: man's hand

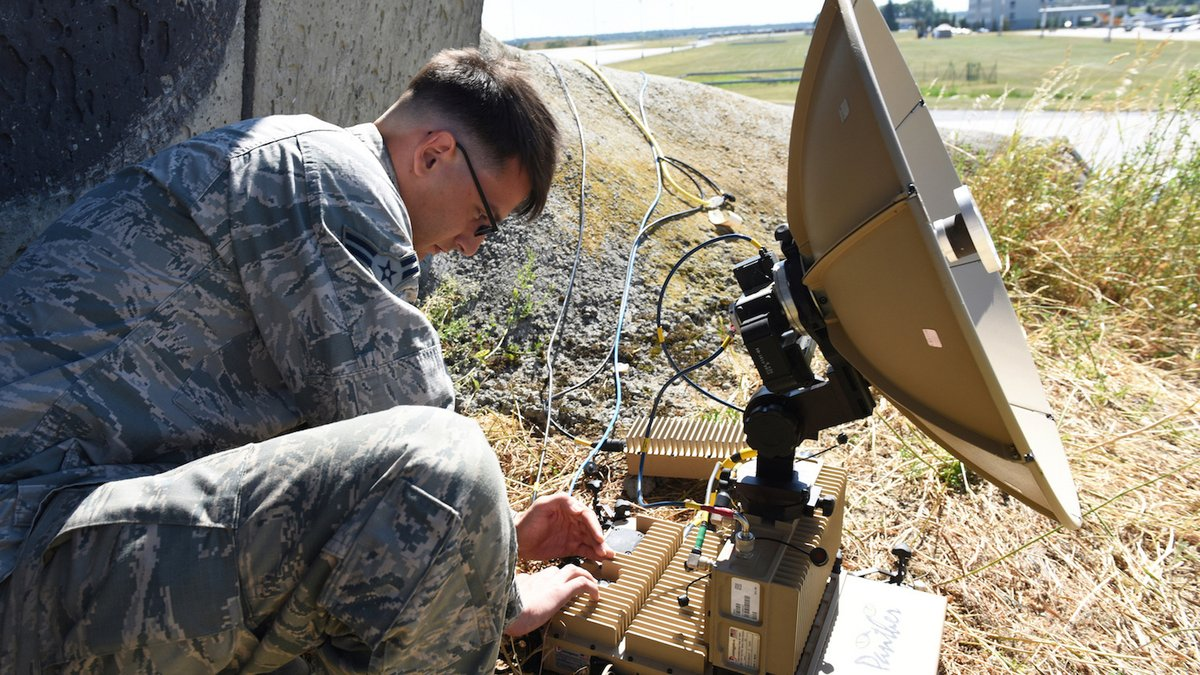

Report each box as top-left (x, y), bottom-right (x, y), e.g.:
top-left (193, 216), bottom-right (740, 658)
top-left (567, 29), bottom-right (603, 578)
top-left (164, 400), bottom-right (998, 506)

top-left (513, 493), bottom-right (616, 562)
top-left (504, 565), bottom-right (600, 636)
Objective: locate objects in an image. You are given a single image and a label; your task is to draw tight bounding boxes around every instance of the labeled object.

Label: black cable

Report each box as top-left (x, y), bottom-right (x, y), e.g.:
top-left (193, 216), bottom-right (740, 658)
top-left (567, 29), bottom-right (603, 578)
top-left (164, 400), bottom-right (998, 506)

top-left (677, 572), bottom-right (711, 607)
top-left (636, 339), bottom-right (730, 505)
top-left (549, 415), bottom-right (582, 442)
top-left (553, 201), bottom-right (701, 416)
top-left (546, 70), bottom-right (675, 465)
top-left (635, 206), bottom-right (705, 246)
top-left (566, 70), bottom-right (741, 495)
top-left (548, 221), bottom-right (726, 447)
top-left (550, 345), bottom-right (612, 400)
top-left (755, 536), bottom-right (813, 553)
top-left (658, 156), bottom-right (707, 198)
top-left (660, 155), bottom-right (724, 196)
top-left (655, 233), bottom-right (758, 413)
top-left (644, 340), bottom-right (728, 444)
top-left (684, 572), bottom-right (711, 594)
top-left (567, 74), bottom-right (691, 494)
top-left (799, 443), bottom-right (840, 462)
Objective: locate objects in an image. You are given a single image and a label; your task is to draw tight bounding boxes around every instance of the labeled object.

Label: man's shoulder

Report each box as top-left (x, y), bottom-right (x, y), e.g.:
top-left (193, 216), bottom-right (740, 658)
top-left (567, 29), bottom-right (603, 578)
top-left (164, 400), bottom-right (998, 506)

top-left (141, 115), bottom-right (344, 190)
top-left (220, 117), bottom-right (391, 181)
top-left (217, 114), bottom-right (345, 158)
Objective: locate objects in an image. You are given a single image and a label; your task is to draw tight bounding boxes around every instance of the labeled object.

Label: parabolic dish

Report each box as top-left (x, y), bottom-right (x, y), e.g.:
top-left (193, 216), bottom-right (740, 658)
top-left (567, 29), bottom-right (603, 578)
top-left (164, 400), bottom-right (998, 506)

top-left (786, 0), bottom-right (1082, 528)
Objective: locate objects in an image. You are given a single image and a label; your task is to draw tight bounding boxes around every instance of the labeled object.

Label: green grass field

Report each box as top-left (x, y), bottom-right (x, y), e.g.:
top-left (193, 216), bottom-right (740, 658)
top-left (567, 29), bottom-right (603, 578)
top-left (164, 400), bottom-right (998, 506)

top-left (610, 31), bottom-right (1200, 109)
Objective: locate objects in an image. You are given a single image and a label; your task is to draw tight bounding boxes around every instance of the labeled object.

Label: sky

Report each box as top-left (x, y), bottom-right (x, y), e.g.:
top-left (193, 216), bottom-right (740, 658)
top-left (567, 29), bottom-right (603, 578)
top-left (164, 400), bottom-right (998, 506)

top-left (482, 0), bottom-right (970, 41)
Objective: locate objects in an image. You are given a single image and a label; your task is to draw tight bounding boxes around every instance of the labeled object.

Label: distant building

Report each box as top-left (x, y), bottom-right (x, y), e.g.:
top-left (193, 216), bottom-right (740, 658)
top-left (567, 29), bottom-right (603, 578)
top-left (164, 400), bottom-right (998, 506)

top-left (967, 0), bottom-right (1042, 30)
top-left (968, 1), bottom-right (1124, 31)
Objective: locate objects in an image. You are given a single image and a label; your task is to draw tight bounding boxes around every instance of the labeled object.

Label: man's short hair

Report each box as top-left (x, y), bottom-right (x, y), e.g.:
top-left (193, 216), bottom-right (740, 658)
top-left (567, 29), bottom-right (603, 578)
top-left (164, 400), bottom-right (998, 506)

top-left (407, 49), bottom-right (559, 221)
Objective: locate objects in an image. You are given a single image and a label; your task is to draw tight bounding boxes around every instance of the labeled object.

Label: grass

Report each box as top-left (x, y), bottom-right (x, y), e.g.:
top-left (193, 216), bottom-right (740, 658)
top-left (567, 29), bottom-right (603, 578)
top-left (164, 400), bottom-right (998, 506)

top-left (610, 30), bottom-right (1200, 108)
top-left (965, 67), bottom-right (1200, 364)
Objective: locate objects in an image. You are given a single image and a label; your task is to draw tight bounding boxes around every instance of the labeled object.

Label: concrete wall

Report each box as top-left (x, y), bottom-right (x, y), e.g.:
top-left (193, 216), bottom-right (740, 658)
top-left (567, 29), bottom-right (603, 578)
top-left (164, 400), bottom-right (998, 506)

top-left (0, 0), bottom-right (484, 270)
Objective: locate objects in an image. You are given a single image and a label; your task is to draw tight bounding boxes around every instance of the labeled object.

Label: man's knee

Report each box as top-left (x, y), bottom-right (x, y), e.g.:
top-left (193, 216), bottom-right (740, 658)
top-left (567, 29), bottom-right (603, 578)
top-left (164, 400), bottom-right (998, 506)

top-left (234, 406), bottom-right (516, 666)
top-left (242, 405), bottom-right (501, 518)
top-left (362, 406), bottom-right (507, 517)
top-left (307, 405), bottom-right (514, 584)
top-left (312, 408), bottom-right (516, 663)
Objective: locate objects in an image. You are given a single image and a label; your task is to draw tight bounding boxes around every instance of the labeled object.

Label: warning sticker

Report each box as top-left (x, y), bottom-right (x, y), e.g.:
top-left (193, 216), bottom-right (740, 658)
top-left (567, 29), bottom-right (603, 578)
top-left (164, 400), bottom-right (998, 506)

top-left (728, 626), bottom-right (761, 670)
top-left (731, 577), bottom-right (761, 622)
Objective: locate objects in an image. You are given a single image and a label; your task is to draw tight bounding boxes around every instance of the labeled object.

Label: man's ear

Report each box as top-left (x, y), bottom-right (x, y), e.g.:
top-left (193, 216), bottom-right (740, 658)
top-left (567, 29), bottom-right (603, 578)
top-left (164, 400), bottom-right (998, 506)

top-left (413, 130), bottom-right (456, 175)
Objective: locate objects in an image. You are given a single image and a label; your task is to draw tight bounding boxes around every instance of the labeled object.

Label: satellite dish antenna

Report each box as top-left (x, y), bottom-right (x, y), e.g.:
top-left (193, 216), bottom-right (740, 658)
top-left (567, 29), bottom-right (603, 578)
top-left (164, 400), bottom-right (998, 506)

top-left (786, 0), bottom-right (1082, 528)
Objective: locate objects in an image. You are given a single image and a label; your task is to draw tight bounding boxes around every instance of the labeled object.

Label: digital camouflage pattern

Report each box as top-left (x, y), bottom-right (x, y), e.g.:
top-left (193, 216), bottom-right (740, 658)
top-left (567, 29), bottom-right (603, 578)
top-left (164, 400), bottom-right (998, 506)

top-left (0, 115), bottom-right (515, 671)
top-left (2, 406), bottom-right (518, 673)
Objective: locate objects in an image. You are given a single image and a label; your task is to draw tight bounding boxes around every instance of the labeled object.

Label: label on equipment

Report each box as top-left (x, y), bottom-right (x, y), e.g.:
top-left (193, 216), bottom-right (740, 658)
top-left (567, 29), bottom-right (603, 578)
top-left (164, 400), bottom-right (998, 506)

top-left (731, 578), bottom-right (761, 622)
top-left (554, 647), bottom-right (587, 673)
top-left (728, 626), bottom-right (761, 670)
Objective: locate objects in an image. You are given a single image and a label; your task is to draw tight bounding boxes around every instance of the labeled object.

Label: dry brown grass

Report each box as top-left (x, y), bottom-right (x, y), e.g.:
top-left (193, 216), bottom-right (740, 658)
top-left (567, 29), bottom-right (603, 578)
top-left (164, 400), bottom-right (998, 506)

top-left (866, 316), bottom-right (1200, 673)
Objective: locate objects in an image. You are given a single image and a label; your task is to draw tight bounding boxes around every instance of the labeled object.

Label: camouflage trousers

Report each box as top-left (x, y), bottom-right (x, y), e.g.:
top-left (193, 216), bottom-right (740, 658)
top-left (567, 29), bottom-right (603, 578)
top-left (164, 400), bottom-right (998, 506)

top-left (0, 406), bottom-right (517, 673)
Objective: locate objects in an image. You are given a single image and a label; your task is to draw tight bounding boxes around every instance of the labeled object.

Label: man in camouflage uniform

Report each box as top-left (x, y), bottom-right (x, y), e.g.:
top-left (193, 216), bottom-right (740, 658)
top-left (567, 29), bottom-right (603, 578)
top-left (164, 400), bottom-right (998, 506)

top-left (0, 49), bottom-right (611, 672)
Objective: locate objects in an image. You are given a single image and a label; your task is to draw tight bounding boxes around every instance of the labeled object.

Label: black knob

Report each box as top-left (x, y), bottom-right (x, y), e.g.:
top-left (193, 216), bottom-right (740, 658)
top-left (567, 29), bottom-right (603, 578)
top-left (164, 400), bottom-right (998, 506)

top-left (744, 400), bottom-right (800, 456)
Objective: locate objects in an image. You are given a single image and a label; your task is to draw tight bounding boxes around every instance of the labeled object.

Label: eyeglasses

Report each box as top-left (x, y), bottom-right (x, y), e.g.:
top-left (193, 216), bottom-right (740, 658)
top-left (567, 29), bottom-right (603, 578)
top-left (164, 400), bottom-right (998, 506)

top-left (456, 142), bottom-right (500, 238)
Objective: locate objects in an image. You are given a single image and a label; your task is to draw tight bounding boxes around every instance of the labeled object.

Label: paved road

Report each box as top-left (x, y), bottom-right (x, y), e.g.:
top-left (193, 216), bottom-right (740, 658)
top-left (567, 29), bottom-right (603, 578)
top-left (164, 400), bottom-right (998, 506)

top-left (532, 42), bottom-right (701, 65)
top-left (1011, 26), bottom-right (1200, 41)
top-left (931, 109), bottom-right (1196, 169)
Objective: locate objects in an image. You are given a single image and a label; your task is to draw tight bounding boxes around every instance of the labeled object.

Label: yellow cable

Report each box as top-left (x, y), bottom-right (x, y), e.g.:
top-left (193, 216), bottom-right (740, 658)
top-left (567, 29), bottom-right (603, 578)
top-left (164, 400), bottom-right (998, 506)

top-left (575, 59), bottom-right (710, 208)
top-left (721, 448), bottom-right (758, 470)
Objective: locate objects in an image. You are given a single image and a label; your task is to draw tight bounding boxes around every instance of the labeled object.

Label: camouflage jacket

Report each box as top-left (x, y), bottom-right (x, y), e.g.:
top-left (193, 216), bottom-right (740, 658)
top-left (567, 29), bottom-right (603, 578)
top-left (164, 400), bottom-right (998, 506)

top-left (0, 115), bottom-right (455, 583)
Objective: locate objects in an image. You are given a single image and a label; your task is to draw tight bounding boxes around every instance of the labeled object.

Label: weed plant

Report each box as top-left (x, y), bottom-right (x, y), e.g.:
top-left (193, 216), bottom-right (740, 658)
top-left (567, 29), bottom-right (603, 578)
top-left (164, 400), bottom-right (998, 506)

top-left (422, 250), bottom-right (543, 393)
top-left (966, 65), bottom-right (1199, 366)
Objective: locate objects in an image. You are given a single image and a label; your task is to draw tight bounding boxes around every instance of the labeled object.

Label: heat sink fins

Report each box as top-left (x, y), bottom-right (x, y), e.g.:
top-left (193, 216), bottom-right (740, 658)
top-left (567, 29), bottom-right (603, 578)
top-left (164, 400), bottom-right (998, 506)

top-left (775, 465), bottom-right (848, 589)
top-left (554, 519), bottom-right (683, 648)
top-left (624, 523), bottom-right (724, 674)
top-left (625, 416), bottom-right (746, 479)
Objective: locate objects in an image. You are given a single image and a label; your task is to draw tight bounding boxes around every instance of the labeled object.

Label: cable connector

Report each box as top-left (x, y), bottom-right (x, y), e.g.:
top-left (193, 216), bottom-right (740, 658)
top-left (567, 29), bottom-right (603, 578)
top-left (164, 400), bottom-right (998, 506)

top-left (700, 505), bottom-right (737, 519)
top-left (599, 439), bottom-right (626, 453)
top-left (702, 194), bottom-right (744, 228)
top-left (734, 529), bottom-right (756, 558)
top-left (685, 549), bottom-right (714, 572)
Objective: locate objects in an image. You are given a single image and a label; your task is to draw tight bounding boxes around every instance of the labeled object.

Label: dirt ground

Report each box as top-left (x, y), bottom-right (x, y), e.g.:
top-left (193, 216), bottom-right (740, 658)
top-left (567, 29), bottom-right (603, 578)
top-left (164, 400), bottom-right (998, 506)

top-left (427, 37), bottom-right (1200, 674)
